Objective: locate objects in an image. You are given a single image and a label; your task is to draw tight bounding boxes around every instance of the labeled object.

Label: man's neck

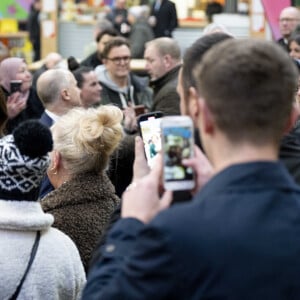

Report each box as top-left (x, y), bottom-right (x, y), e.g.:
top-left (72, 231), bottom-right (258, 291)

top-left (111, 74), bottom-right (128, 88)
top-left (47, 102), bottom-right (71, 117)
top-left (207, 136), bottom-right (278, 174)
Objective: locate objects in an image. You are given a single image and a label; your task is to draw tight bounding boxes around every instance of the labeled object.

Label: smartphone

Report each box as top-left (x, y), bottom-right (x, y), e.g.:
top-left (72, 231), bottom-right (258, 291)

top-left (10, 80), bottom-right (22, 94)
top-left (161, 116), bottom-right (195, 191)
top-left (137, 111), bottom-right (163, 168)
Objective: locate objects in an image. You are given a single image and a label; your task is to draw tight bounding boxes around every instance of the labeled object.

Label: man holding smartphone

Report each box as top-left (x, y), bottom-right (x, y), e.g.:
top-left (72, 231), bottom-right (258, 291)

top-left (84, 39), bottom-right (300, 298)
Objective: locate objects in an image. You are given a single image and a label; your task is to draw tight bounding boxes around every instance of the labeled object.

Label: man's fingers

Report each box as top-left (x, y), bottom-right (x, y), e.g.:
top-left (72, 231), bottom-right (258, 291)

top-left (133, 135), bottom-right (150, 181)
top-left (134, 136), bottom-right (147, 165)
top-left (159, 190), bottom-right (173, 211)
top-left (150, 153), bottom-right (163, 182)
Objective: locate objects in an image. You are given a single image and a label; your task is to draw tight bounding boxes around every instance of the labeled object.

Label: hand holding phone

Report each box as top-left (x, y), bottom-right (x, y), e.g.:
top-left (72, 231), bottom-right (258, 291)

top-left (181, 145), bottom-right (214, 195)
top-left (10, 80), bottom-right (22, 94)
top-left (6, 93), bottom-right (27, 118)
top-left (161, 116), bottom-right (195, 191)
top-left (122, 143), bottom-right (172, 223)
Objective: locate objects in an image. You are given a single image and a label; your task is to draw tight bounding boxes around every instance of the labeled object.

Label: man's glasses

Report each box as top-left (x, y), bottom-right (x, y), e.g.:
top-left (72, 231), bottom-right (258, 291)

top-left (106, 56), bottom-right (131, 64)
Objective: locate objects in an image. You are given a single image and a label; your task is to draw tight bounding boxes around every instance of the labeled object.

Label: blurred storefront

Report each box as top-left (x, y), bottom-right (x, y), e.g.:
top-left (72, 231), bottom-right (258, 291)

top-left (0, 0), bottom-right (296, 62)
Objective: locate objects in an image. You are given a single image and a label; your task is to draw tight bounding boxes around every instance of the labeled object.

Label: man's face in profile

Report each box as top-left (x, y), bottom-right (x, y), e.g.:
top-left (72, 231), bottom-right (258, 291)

top-left (80, 71), bottom-right (102, 108)
top-left (279, 8), bottom-right (300, 38)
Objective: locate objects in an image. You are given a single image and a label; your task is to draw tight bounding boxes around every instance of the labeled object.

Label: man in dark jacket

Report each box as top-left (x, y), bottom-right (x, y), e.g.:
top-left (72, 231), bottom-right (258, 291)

top-left (149, 0), bottom-right (178, 38)
top-left (83, 39), bottom-right (300, 299)
top-left (144, 37), bottom-right (181, 115)
top-left (27, 0), bottom-right (41, 61)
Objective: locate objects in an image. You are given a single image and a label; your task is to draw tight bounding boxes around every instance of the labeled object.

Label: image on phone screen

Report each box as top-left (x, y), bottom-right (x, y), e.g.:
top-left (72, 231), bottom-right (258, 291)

top-left (139, 117), bottom-right (162, 169)
top-left (162, 126), bottom-right (194, 183)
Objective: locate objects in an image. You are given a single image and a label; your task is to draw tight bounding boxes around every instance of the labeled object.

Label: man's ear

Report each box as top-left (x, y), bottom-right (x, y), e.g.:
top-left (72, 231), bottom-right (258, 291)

top-left (53, 150), bottom-right (61, 170)
top-left (49, 150), bottom-right (61, 175)
top-left (61, 88), bottom-right (70, 102)
top-left (284, 104), bottom-right (300, 134)
top-left (187, 86), bottom-right (200, 122)
top-left (199, 98), bottom-right (215, 135)
top-left (163, 54), bottom-right (172, 68)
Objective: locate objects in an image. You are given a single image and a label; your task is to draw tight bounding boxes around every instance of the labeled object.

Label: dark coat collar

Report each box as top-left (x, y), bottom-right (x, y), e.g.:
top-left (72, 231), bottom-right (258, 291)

top-left (150, 65), bottom-right (181, 91)
top-left (197, 161), bottom-right (299, 203)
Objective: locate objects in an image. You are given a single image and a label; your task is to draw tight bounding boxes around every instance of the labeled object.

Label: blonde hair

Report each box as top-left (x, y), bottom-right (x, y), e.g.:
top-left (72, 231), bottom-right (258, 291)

top-left (52, 105), bottom-right (123, 176)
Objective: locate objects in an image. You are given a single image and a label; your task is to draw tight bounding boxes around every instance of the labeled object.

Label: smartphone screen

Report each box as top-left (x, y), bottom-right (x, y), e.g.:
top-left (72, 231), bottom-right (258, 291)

top-left (138, 112), bottom-right (163, 168)
top-left (162, 116), bottom-right (195, 191)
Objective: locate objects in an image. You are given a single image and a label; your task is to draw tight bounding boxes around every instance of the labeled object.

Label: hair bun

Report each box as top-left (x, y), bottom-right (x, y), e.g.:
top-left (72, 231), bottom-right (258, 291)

top-left (13, 120), bottom-right (53, 158)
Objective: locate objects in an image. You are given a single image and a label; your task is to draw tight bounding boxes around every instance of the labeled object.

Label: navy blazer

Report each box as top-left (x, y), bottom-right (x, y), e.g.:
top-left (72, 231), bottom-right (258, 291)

top-left (39, 111), bottom-right (54, 127)
top-left (151, 0), bottom-right (178, 37)
top-left (39, 112), bottom-right (54, 199)
top-left (83, 162), bottom-right (300, 299)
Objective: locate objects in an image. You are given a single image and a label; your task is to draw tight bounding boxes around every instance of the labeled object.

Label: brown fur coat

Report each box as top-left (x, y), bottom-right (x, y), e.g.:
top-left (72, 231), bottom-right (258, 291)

top-left (41, 172), bottom-right (120, 272)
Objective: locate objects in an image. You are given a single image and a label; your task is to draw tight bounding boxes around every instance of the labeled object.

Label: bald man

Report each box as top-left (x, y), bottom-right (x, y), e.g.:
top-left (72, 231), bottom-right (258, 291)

top-left (278, 6), bottom-right (300, 52)
top-left (37, 69), bottom-right (81, 126)
top-left (37, 69), bottom-right (81, 199)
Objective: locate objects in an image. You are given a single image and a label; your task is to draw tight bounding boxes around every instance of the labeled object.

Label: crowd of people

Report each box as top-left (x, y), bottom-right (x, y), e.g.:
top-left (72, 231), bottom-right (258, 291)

top-left (1, 2), bottom-right (300, 299)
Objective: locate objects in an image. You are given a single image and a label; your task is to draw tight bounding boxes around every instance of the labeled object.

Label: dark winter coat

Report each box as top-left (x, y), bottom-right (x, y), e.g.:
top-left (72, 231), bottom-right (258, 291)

top-left (150, 0), bottom-right (178, 37)
top-left (27, 5), bottom-right (41, 61)
top-left (280, 119), bottom-right (300, 185)
top-left (150, 65), bottom-right (181, 115)
top-left (41, 171), bottom-right (120, 272)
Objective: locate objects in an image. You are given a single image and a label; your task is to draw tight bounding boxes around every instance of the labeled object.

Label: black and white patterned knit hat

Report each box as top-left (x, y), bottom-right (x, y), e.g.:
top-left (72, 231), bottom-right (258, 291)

top-left (0, 120), bottom-right (53, 201)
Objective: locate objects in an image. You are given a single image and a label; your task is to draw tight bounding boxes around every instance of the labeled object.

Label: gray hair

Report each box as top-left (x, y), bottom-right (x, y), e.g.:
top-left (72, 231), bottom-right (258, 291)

top-left (202, 23), bottom-right (233, 36)
top-left (146, 37), bottom-right (181, 61)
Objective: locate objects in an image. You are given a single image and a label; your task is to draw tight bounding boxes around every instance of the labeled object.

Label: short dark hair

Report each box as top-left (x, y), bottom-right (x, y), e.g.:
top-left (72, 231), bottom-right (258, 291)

top-left (182, 33), bottom-right (232, 101)
top-left (72, 66), bottom-right (94, 88)
top-left (96, 28), bottom-right (119, 43)
top-left (289, 33), bottom-right (300, 48)
top-left (288, 35), bottom-right (300, 73)
top-left (194, 39), bottom-right (298, 145)
top-left (67, 56), bottom-right (80, 72)
top-left (102, 37), bottom-right (130, 59)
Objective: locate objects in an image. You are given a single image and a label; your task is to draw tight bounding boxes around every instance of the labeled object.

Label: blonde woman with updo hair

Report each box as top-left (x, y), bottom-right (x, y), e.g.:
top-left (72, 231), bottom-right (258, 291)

top-left (41, 105), bottom-right (123, 272)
